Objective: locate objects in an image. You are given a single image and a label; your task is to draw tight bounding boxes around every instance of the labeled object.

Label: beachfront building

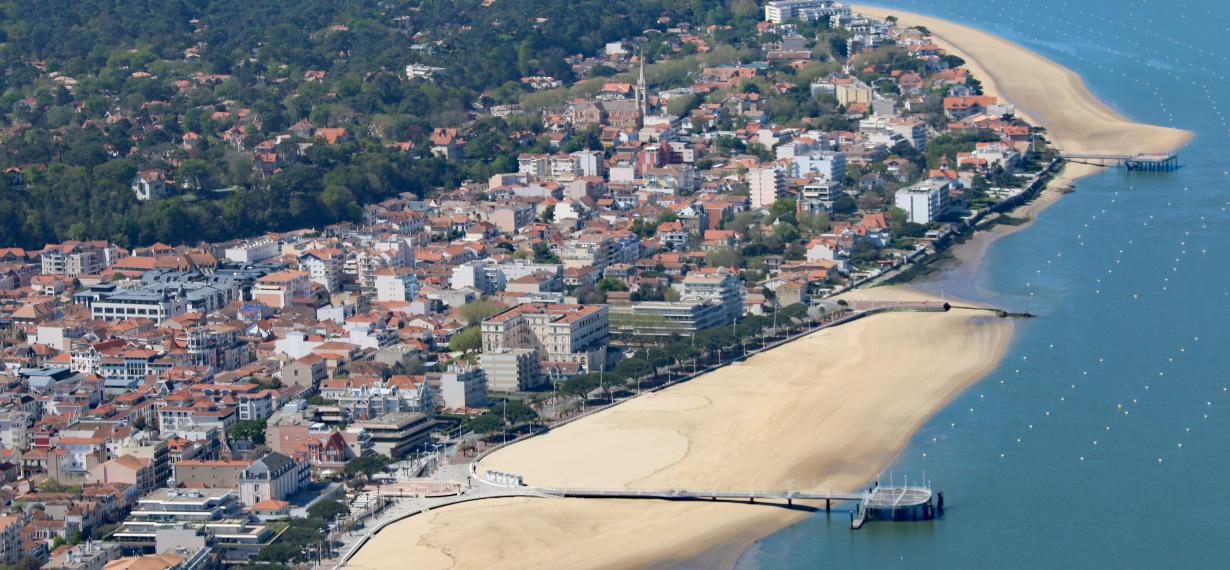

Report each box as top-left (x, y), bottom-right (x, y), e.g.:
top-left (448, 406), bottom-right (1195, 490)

top-left (266, 422), bottom-right (371, 473)
top-left (481, 303), bottom-right (610, 371)
top-left (110, 488), bottom-right (274, 563)
top-left (607, 300), bottom-right (732, 338)
top-left (894, 180), bottom-right (953, 224)
top-left (352, 412), bottom-right (435, 458)
top-left (481, 349), bottom-right (543, 392)
top-left (681, 268), bottom-right (746, 325)
top-left (318, 375), bottom-right (433, 420)
top-left (238, 452), bottom-right (311, 507)
top-left (173, 458), bottom-right (250, 490)
top-left (764, 0), bottom-right (851, 23)
top-left (431, 366), bottom-right (489, 410)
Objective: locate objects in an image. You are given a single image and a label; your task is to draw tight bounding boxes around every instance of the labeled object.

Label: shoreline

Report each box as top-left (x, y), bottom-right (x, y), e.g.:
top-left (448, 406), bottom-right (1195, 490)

top-left (850, 4), bottom-right (1192, 297)
top-left (345, 7), bottom-right (1192, 570)
top-left (350, 291), bottom-right (1013, 570)
top-left (906, 165), bottom-right (1081, 300)
top-left (852, 4), bottom-right (1192, 155)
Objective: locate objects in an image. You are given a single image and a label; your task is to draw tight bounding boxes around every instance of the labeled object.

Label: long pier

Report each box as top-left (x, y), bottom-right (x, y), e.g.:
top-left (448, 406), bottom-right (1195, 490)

top-left (331, 299), bottom-right (971, 568)
top-left (330, 483), bottom-right (938, 568)
top-left (536, 487), bottom-right (867, 509)
top-left (532, 483), bottom-right (940, 527)
top-left (845, 300), bottom-right (1034, 319)
top-left (1060, 152), bottom-right (1179, 171)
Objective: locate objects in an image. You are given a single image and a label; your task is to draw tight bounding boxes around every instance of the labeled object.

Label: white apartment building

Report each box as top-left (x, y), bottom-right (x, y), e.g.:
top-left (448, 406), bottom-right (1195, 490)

top-left (349, 247), bottom-right (406, 292)
top-left (320, 376), bottom-right (433, 420)
top-left (238, 452), bottom-right (310, 507)
top-left (518, 151), bottom-right (600, 181)
top-left (432, 366), bottom-right (489, 410)
top-left (90, 290), bottom-right (188, 323)
top-left (517, 154), bottom-right (548, 178)
top-left (642, 165), bottom-right (696, 195)
top-left (0, 411), bottom-right (29, 451)
top-left (895, 180), bottom-right (953, 224)
top-left (681, 268), bottom-right (746, 325)
top-left (859, 116), bottom-right (927, 150)
top-left (560, 232), bottom-right (640, 271)
top-left (236, 391), bottom-right (275, 422)
top-left (223, 239), bottom-right (279, 264)
top-left (0, 515), bottom-right (23, 565)
top-left (764, 0), bottom-right (851, 23)
top-left (449, 260), bottom-right (497, 293)
top-left (480, 349), bottom-right (542, 392)
top-left (176, 324), bottom-right (249, 371)
top-left (481, 303), bottom-right (609, 370)
top-left (572, 150), bottom-right (603, 177)
top-left (549, 154), bottom-right (580, 181)
top-left (373, 267), bottom-right (420, 302)
top-left (158, 402), bottom-right (236, 441)
top-left (748, 167), bottom-right (785, 209)
top-left (41, 243), bottom-right (107, 276)
top-left (298, 250), bottom-right (343, 292)
top-left (251, 270), bottom-right (311, 309)
top-left (801, 179), bottom-right (845, 212)
top-left (792, 150), bottom-right (846, 181)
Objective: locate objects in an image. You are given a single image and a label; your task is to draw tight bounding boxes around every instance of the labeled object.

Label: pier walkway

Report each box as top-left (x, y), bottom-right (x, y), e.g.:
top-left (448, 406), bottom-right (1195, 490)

top-left (536, 486), bottom-right (867, 508)
top-left (331, 478), bottom-right (935, 568)
top-left (1060, 152), bottom-right (1179, 171)
top-left (327, 300), bottom-right (971, 568)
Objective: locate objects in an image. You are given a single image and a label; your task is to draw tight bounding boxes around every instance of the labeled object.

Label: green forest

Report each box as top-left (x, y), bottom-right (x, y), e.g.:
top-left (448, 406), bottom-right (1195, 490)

top-left (0, 0), bottom-right (761, 249)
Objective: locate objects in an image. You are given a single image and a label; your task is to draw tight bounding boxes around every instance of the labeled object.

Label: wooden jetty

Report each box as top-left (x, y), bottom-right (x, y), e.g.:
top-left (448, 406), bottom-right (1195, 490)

top-left (1060, 152), bottom-right (1179, 171)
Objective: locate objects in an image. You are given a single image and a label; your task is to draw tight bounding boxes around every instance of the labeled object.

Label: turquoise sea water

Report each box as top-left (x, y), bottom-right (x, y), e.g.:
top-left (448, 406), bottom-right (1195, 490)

top-left (737, 0), bottom-right (1230, 567)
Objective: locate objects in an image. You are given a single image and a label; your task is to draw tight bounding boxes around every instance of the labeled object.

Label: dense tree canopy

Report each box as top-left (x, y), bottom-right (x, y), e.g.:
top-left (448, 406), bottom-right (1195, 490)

top-left (0, 0), bottom-right (763, 248)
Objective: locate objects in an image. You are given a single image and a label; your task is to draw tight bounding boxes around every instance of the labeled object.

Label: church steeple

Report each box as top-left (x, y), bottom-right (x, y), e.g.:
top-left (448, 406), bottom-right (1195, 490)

top-left (636, 52), bottom-right (648, 119)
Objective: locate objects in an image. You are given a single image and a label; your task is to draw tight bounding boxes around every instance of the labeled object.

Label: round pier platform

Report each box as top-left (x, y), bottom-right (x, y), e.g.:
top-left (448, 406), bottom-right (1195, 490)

top-left (862, 486), bottom-right (936, 522)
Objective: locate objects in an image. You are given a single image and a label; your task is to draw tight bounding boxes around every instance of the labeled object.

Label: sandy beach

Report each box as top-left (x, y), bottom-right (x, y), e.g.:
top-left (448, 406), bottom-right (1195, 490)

top-left (349, 289), bottom-right (1012, 570)
top-left (853, 4), bottom-right (1192, 155)
top-left (852, 4), bottom-right (1193, 297)
top-left (346, 7), bottom-right (1190, 570)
